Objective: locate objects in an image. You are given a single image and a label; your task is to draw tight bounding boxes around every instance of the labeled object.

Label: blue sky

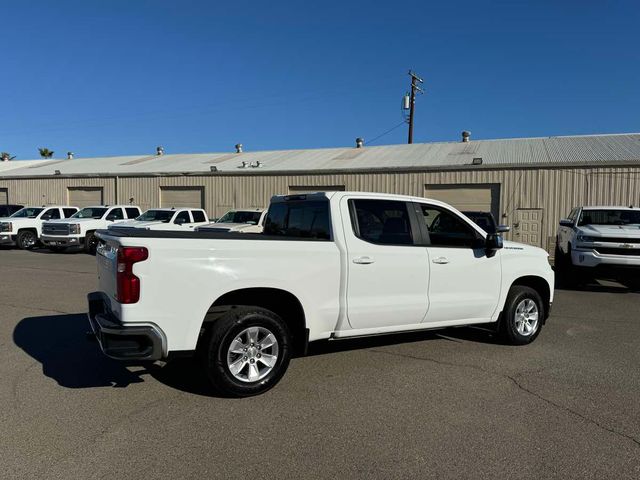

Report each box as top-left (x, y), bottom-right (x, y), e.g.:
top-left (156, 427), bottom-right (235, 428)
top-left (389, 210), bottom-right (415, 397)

top-left (1, 0), bottom-right (638, 159)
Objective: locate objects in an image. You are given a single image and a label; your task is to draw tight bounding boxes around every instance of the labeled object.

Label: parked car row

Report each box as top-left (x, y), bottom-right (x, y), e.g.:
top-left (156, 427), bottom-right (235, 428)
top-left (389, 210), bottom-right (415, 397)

top-left (0, 205), bottom-right (267, 254)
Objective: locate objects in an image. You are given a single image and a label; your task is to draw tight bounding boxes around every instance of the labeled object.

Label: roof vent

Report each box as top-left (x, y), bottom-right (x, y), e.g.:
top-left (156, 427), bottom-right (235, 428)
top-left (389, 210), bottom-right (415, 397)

top-left (54, 169), bottom-right (61, 175)
top-left (235, 143), bottom-right (243, 153)
top-left (210, 165), bottom-right (218, 172)
top-left (240, 161), bottom-right (250, 168)
top-left (67, 152), bottom-right (74, 160)
top-left (462, 131), bottom-right (471, 143)
top-left (156, 146), bottom-right (164, 156)
top-left (355, 137), bottom-right (364, 148)
top-left (472, 157), bottom-right (483, 165)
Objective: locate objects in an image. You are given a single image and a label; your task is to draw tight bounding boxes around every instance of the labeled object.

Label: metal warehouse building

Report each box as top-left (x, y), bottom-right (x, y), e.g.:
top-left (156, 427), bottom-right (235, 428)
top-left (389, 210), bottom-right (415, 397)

top-left (2, 132), bottom-right (640, 253)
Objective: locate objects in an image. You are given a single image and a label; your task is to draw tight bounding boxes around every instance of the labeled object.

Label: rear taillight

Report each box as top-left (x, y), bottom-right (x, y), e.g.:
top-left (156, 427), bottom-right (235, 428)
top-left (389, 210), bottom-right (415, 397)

top-left (116, 247), bottom-right (148, 304)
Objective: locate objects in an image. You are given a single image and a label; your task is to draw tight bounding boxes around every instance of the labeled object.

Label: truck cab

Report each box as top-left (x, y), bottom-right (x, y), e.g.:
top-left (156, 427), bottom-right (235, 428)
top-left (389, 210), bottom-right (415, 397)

top-left (108, 208), bottom-right (209, 232)
top-left (0, 205), bottom-right (78, 249)
top-left (197, 208), bottom-right (266, 233)
top-left (41, 205), bottom-right (141, 253)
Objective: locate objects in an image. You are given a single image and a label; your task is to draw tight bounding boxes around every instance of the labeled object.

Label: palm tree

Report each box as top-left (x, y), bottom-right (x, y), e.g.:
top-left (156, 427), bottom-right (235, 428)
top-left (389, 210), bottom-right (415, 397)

top-left (1, 152), bottom-right (15, 161)
top-left (38, 148), bottom-right (54, 159)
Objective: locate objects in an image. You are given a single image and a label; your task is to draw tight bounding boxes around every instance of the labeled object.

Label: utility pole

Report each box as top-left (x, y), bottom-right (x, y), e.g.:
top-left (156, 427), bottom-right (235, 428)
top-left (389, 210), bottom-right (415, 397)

top-left (407, 70), bottom-right (423, 144)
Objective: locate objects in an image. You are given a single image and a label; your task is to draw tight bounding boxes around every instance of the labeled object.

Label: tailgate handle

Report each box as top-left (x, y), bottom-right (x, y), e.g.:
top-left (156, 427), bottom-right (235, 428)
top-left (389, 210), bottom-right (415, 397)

top-left (353, 256), bottom-right (375, 265)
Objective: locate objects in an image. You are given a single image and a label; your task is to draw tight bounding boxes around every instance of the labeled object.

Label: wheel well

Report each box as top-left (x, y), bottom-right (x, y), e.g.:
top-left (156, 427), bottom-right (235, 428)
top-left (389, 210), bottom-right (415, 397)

top-left (511, 276), bottom-right (551, 320)
top-left (18, 228), bottom-right (38, 234)
top-left (205, 288), bottom-right (307, 355)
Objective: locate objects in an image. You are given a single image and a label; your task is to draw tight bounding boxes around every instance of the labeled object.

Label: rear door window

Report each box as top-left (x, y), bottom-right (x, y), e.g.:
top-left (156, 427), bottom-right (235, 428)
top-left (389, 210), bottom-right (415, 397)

top-left (191, 210), bottom-right (207, 222)
top-left (125, 208), bottom-right (140, 219)
top-left (349, 199), bottom-right (414, 245)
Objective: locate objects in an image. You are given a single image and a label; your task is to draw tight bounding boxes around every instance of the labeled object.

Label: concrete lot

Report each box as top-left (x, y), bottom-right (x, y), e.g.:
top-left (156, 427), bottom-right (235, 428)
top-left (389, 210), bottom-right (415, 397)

top-left (1, 248), bottom-right (639, 479)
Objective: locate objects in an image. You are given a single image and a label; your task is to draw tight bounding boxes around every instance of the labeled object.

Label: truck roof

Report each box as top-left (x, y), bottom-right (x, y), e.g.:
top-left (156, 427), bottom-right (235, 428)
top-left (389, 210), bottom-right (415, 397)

top-left (145, 207), bottom-right (206, 212)
top-left (582, 206), bottom-right (640, 210)
top-left (83, 205), bottom-right (141, 209)
top-left (271, 191), bottom-right (455, 209)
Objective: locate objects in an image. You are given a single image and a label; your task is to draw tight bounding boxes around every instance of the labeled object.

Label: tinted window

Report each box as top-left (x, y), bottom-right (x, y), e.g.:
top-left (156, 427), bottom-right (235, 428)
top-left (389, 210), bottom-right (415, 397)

top-left (263, 201), bottom-right (330, 239)
top-left (107, 208), bottom-right (124, 220)
top-left (419, 205), bottom-right (480, 248)
top-left (125, 208), bottom-right (140, 219)
top-left (351, 199), bottom-right (413, 245)
top-left (191, 210), bottom-right (207, 222)
top-left (462, 211), bottom-right (496, 234)
top-left (63, 208), bottom-right (77, 218)
top-left (43, 208), bottom-right (60, 219)
top-left (175, 211), bottom-right (191, 224)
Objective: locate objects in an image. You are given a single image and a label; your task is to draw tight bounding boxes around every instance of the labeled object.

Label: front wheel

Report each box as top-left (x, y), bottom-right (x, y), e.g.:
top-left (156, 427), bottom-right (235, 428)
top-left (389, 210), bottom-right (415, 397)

top-left (17, 230), bottom-right (38, 250)
top-left (499, 286), bottom-right (544, 345)
top-left (84, 232), bottom-right (98, 254)
top-left (203, 306), bottom-right (292, 397)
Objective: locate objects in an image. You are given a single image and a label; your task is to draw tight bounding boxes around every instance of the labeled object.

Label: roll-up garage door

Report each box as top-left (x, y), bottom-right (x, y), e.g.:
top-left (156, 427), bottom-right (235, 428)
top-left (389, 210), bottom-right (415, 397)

top-left (425, 184), bottom-right (500, 220)
top-left (0, 188), bottom-right (8, 204)
top-left (68, 187), bottom-right (104, 207)
top-left (160, 187), bottom-right (204, 209)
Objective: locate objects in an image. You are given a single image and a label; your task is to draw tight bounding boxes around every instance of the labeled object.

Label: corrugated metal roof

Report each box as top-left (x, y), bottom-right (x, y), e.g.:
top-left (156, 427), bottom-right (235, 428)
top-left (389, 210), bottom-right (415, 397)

top-left (0, 159), bottom-right (51, 172)
top-left (2, 133), bottom-right (640, 178)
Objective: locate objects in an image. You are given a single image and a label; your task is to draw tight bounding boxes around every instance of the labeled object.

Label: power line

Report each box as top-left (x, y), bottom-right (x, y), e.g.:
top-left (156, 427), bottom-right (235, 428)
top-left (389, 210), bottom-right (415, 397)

top-left (364, 121), bottom-right (408, 146)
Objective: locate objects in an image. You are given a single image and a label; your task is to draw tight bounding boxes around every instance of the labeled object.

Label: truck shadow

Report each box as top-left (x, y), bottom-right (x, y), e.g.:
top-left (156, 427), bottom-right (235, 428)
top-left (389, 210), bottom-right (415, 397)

top-left (13, 313), bottom-right (148, 389)
top-left (13, 313), bottom-right (503, 398)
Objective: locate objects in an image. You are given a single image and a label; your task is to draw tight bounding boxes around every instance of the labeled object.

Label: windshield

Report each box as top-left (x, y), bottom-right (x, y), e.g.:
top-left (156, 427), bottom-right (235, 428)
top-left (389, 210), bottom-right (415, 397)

top-left (578, 209), bottom-right (640, 226)
top-left (216, 211), bottom-right (262, 224)
top-left (71, 207), bottom-right (108, 219)
top-left (10, 207), bottom-right (44, 218)
top-left (136, 210), bottom-right (174, 222)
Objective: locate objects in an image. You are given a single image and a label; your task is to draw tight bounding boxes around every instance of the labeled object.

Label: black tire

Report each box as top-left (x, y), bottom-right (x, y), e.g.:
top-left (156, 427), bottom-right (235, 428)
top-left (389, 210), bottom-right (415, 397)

top-left (499, 285), bottom-right (544, 345)
top-left (16, 230), bottom-right (37, 250)
top-left (84, 231), bottom-right (98, 254)
top-left (203, 306), bottom-right (292, 397)
top-left (48, 246), bottom-right (68, 253)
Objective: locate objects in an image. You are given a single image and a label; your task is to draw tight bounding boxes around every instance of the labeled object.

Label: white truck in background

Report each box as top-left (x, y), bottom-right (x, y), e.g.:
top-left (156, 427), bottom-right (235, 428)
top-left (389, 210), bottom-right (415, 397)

top-left (0, 206), bottom-right (79, 249)
top-left (556, 205), bottom-right (640, 289)
top-left (41, 205), bottom-right (141, 253)
top-left (197, 208), bottom-right (266, 233)
top-left (107, 208), bottom-right (209, 232)
top-left (89, 192), bottom-right (554, 397)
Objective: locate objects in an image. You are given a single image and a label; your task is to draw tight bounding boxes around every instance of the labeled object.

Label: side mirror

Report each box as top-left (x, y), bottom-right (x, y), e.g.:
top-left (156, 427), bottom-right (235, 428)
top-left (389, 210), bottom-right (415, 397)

top-left (485, 233), bottom-right (503, 256)
top-left (496, 224), bottom-right (510, 233)
top-left (559, 219), bottom-right (573, 227)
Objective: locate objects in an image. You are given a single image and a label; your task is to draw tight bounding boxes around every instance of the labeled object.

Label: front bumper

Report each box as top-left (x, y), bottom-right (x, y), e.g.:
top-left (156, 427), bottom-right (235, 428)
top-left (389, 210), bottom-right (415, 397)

top-left (87, 292), bottom-right (166, 361)
top-left (571, 248), bottom-right (640, 268)
top-left (41, 235), bottom-right (83, 247)
top-left (0, 234), bottom-right (16, 246)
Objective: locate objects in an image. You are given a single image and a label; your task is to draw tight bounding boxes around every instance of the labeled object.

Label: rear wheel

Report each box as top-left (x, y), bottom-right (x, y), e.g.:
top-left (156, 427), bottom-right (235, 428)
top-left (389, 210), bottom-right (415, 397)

top-left (17, 230), bottom-right (37, 250)
top-left (202, 306), bottom-right (292, 397)
top-left (84, 232), bottom-right (98, 255)
top-left (499, 286), bottom-right (544, 345)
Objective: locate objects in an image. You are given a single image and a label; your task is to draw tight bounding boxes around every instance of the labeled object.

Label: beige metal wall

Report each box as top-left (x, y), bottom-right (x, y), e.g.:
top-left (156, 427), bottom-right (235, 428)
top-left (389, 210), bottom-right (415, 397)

top-left (2, 166), bottom-right (640, 252)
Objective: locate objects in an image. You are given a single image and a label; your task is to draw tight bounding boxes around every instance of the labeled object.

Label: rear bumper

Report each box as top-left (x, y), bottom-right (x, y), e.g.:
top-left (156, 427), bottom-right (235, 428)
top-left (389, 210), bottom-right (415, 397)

top-left (87, 292), bottom-right (166, 361)
top-left (41, 235), bottom-right (83, 247)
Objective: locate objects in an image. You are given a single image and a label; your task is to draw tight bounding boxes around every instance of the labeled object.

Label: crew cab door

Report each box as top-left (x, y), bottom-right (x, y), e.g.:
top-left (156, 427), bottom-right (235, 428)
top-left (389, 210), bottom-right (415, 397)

top-left (414, 203), bottom-right (501, 324)
top-left (341, 197), bottom-right (429, 330)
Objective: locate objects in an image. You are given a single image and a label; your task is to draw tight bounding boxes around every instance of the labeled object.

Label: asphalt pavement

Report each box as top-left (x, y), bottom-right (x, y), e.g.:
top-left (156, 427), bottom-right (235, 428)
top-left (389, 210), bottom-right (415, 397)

top-left (1, 248), bottom-right (639, 479)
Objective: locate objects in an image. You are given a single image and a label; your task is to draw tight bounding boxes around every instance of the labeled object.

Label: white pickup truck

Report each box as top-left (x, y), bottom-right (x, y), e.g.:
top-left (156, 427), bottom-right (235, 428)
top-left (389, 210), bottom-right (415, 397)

top-left (41, 205), bottom-right (141, 253)
top-left (89, 192), bottom-right (554, 397)
top-left (107, 208), bottom-right (209, 232)
top-left (556, 206), bottom-right (640, 288)
top-left (197, 208), bottom-right (266, 233)
top-left (0, 206), bottom-right (79, 249)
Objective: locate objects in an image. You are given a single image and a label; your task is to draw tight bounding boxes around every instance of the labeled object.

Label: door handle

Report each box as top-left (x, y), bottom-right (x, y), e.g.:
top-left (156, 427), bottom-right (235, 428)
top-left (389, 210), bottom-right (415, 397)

top-left (353, 256), bottom-right (375, 265)
top-left (432, 256), bottom-right (449, 264)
